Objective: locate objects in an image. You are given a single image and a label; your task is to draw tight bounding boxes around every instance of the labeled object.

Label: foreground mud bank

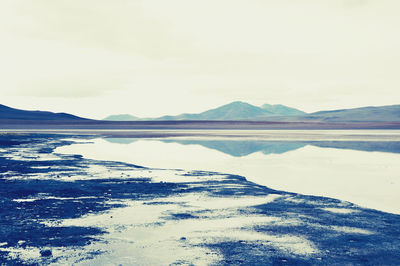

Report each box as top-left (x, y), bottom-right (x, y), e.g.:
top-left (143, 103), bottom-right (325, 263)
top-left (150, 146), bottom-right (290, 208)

top-left (0, 133), bottom-right (400, 265)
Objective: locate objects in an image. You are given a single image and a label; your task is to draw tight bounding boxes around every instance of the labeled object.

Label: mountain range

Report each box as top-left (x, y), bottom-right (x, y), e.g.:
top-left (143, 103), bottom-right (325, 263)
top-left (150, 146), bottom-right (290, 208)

top-left (1, 101), bottom-right (400, 124)
top-left (103, 101), bottom-right (400, 122)
top-left (104, 101), bottom-right (306, 121)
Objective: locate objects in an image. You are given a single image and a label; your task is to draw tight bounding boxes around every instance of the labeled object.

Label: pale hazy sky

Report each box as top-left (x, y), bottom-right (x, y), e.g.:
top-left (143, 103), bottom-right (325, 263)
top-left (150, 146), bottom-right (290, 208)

top-left (1, 0), bottom-right (400, 119)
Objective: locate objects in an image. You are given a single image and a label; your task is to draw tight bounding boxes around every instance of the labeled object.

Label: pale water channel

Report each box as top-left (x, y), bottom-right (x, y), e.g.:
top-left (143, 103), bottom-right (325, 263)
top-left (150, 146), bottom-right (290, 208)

top-left (57, 130), bottom-right (400, 214)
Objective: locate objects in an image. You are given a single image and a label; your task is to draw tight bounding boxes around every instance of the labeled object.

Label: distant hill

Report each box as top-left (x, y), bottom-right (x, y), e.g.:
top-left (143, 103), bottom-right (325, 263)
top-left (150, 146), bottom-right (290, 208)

top-left (103, 114), bottom-right (140, 121)
top-left (261, 104), bottom-right (306, 116)
top-left (306, 105), bottom-right (400, 122)
top-left (0, 104), bottom-right (88, 121)
top-left (103, 102), bottom-right (306, 121)
top-left (155, 101), bottom-right (275, 121)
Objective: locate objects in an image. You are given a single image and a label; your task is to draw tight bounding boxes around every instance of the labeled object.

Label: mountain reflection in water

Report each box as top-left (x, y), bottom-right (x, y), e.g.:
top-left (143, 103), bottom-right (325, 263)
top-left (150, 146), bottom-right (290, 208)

top-left (68, 137), bottom-right (400, 214)
top-left (105, 138), bottom-right (400, 157)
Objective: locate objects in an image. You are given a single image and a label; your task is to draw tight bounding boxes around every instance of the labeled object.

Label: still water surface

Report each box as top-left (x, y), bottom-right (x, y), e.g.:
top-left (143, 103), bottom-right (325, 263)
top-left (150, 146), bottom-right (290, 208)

top-left (57, 135), bottom-right (400, 214)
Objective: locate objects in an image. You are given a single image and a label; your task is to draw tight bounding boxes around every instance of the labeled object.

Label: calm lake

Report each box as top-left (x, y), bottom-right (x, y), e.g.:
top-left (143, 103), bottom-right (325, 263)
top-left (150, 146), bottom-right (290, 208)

top-left (56, 130), bottom-right (400, 215)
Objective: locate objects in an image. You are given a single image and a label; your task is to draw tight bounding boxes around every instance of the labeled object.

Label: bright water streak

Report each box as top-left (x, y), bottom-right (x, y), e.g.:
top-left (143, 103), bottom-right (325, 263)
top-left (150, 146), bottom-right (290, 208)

top-left (56, 136), bottom-right (400, 214)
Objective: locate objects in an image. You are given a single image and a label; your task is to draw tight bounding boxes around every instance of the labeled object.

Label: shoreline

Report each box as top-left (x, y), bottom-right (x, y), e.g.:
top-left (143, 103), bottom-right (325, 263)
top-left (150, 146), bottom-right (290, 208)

top-left (3, 129), bottom-right (400, 141)
top-left (1, 133), bottom-right (400, 264)
top-left (2, 120), bottom-right (400, 131)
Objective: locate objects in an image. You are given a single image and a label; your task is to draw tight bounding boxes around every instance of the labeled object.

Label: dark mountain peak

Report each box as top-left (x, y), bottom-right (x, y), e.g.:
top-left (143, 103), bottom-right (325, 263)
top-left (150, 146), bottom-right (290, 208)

top-left (0, 104), bottom-right (88, 121)
top-left (0, 104), bottom-right (14, 110)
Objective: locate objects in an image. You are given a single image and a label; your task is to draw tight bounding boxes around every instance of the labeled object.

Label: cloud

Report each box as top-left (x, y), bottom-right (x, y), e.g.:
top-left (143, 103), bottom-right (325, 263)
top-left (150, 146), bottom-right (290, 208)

top-left (341, 0), bottom-right (370, 8)
top-left (12, 0), bottom-right (187, 58)
top-left (0, 0), bottom-right (399, 116)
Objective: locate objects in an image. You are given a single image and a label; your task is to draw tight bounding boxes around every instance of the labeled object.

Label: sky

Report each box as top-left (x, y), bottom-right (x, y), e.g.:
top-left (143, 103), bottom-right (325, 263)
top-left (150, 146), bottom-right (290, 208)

top-left (1, 0), bottom-right (400, 119)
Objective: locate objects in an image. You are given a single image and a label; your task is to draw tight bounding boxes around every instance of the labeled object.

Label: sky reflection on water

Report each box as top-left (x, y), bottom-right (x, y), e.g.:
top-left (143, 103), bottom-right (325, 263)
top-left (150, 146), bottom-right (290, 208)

top-left (57, 137), bottom-right (400, 214)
